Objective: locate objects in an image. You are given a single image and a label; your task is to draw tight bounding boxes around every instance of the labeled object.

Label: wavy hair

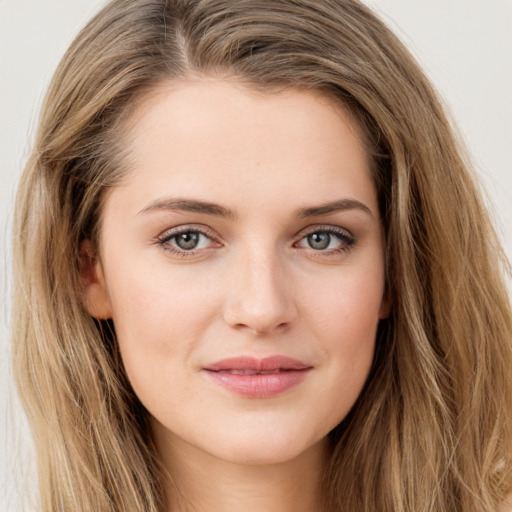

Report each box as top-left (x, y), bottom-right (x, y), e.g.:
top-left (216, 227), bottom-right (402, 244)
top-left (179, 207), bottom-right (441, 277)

top-left (12, 0), bottom-right (512, 510)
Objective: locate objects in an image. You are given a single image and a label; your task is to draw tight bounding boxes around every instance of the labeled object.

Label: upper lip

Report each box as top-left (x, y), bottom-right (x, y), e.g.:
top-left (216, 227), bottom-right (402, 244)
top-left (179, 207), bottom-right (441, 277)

top-left (203, 356), bottom-right (311, 372)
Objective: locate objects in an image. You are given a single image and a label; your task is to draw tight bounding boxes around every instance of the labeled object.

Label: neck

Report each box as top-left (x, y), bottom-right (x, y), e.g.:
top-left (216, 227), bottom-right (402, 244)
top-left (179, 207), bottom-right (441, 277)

top-left (153, 428), bottom-right (330, 512)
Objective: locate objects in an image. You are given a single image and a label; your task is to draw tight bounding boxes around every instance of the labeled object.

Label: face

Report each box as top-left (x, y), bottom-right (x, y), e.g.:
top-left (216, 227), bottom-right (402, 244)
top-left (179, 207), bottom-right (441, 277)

top-left (84, 79), bottom-right (388, 467)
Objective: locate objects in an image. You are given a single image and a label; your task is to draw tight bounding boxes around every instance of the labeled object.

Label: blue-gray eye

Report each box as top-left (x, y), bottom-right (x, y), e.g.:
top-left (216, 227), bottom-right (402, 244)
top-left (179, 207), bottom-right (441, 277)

top-left (157, 227), bottom-right (219, 257)
top-left (307, 232), bottom-right (331, 250)
top-left (297, 229), bottom-right (354, 252)
top-left (174, 231), bottom-right (202, 250)
top-left (158, 226), bottom-right (217, 254)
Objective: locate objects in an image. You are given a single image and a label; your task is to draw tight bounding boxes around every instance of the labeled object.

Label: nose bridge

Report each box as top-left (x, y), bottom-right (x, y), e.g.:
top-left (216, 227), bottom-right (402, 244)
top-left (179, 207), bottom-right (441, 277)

top-left (224, 242), bottom-right (296, 334)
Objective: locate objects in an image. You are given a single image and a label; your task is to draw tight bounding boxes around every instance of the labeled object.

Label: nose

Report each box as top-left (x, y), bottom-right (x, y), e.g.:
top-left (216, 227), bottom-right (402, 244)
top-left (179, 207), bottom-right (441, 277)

top-left (223, 249), bottom-right (298, 335)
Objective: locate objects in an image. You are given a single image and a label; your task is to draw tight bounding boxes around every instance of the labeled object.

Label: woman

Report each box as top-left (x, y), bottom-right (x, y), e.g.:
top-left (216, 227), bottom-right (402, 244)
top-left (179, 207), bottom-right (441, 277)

top-left (11, 0), bottom-right (512, 511)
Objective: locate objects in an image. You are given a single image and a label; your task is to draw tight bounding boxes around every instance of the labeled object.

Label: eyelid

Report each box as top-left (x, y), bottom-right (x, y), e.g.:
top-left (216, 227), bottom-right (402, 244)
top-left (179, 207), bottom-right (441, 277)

top-left (157, 223), bottom-right (219, 242)
top-left (295, 224), bottom-right (354, 241)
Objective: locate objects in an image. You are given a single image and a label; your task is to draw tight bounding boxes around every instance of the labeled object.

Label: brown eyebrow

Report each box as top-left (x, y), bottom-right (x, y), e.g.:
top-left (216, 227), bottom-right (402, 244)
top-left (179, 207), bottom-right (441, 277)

top-left (296, 199), bottom-right (373, 219)
top-left (138, 197), bottom-right (236, 218)
top-left (138, 196), bottom-right (373, 219)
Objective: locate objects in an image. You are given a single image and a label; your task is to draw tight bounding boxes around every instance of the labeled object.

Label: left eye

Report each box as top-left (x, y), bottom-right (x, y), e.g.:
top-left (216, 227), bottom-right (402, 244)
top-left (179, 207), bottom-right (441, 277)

top-left (164, 230), bottom-right (212, 251)
top-left (297, 230), bottom-right (352, 251)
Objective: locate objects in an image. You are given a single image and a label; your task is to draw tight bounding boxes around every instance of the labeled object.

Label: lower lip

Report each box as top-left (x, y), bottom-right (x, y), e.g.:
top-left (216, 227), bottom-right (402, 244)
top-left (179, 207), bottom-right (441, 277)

top-left (203, 369), bottom-right (311, 398)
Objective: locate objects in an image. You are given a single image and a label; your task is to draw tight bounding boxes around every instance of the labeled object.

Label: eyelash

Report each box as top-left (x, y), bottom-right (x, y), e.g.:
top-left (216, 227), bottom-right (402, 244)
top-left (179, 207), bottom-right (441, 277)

top-left (155, 225), bottom-right (356, 258)
top-left (294, 226), bottom-right (356, 256)
top-left (156, 225), bottom-right (219, 258)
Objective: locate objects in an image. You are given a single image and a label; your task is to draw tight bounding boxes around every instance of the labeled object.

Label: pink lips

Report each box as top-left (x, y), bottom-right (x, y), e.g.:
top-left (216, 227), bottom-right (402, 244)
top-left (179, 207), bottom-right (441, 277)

top-left (202, 356), bottom-right (312, 398)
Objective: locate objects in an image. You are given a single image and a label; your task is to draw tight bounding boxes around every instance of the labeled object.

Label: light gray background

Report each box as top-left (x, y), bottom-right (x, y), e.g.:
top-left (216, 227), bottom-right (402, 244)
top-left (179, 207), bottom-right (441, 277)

top-left (1, 1), bottom-right (511, 510)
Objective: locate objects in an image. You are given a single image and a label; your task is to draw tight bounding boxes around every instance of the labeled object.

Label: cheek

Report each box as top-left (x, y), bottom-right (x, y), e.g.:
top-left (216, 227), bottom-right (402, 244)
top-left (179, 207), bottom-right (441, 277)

top-left (305, 265), bottom-right (384, 342)
top-left (301, 268), bottom-right (384, 400)
top-left (105, 262), bottom-right (221, 386)
top-left (108, 255), bottom-right (217, 331)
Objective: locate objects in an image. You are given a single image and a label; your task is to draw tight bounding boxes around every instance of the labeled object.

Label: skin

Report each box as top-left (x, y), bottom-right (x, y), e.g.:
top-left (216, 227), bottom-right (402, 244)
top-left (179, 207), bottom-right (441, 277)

top-left (84, 78), bottom-right (389, 512)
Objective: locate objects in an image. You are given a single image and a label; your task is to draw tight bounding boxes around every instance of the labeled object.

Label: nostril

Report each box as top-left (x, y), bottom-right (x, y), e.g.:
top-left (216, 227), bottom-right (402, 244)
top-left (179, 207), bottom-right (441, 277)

top-left (222, 268), bottom-right (298, 334)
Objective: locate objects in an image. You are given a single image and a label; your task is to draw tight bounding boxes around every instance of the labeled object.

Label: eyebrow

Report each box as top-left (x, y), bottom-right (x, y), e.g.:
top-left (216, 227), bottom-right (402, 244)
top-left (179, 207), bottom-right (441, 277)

top-left (138, 197), bottom-right (373, 219)
top-left (138, 198), bottom-right (236, 218)
top-left (296, 199), bottom-right (373, 219)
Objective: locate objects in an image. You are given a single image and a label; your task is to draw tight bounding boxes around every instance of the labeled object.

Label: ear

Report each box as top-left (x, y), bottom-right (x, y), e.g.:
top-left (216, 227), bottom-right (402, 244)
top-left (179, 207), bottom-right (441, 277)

top-left (80, 240), bottom-right (113, 319)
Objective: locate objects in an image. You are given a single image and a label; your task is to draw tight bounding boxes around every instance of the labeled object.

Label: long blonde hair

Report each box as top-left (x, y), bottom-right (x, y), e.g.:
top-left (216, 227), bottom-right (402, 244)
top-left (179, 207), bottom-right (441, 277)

top-left (12, 0), bottom-right (512, 510)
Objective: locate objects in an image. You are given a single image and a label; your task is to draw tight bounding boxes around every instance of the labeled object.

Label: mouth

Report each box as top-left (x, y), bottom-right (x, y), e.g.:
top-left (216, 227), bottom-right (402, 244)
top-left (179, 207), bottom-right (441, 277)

top-left (213, 369), bottom-right (300, 375)
top-left (202, 356), bottom-right (312, 398)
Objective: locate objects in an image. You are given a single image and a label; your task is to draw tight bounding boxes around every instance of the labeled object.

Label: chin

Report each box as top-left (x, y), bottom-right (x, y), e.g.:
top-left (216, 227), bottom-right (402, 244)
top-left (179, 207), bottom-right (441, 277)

top-left (204, 429), bottom-right (325, 467)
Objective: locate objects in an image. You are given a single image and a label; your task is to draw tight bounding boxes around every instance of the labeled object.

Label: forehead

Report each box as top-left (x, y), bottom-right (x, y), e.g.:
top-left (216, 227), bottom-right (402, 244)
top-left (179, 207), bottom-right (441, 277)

top-left (108, 78), bottom-right (377, 217)
top-left (124, 78), bottom-right (367, 156)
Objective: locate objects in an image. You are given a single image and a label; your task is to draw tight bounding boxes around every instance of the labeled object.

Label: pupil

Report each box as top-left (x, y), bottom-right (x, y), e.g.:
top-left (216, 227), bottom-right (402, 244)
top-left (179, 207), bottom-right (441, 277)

top-left (308, 232), bottom-right (330, 250)
top-left (176, 232), bottom-right (199, 250)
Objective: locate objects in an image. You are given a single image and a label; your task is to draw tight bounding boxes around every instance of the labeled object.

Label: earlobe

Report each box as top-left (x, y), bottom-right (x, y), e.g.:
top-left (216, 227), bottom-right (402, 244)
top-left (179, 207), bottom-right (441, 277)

top-left (80, 240), bottom-right (113, 320)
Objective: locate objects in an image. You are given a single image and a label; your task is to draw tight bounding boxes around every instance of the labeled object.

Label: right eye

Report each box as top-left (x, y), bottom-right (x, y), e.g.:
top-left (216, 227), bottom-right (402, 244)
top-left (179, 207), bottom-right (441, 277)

top-left (156, 226), bottom-right (221, 258)
top-left (167, 230), bottom-right (210, 251)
